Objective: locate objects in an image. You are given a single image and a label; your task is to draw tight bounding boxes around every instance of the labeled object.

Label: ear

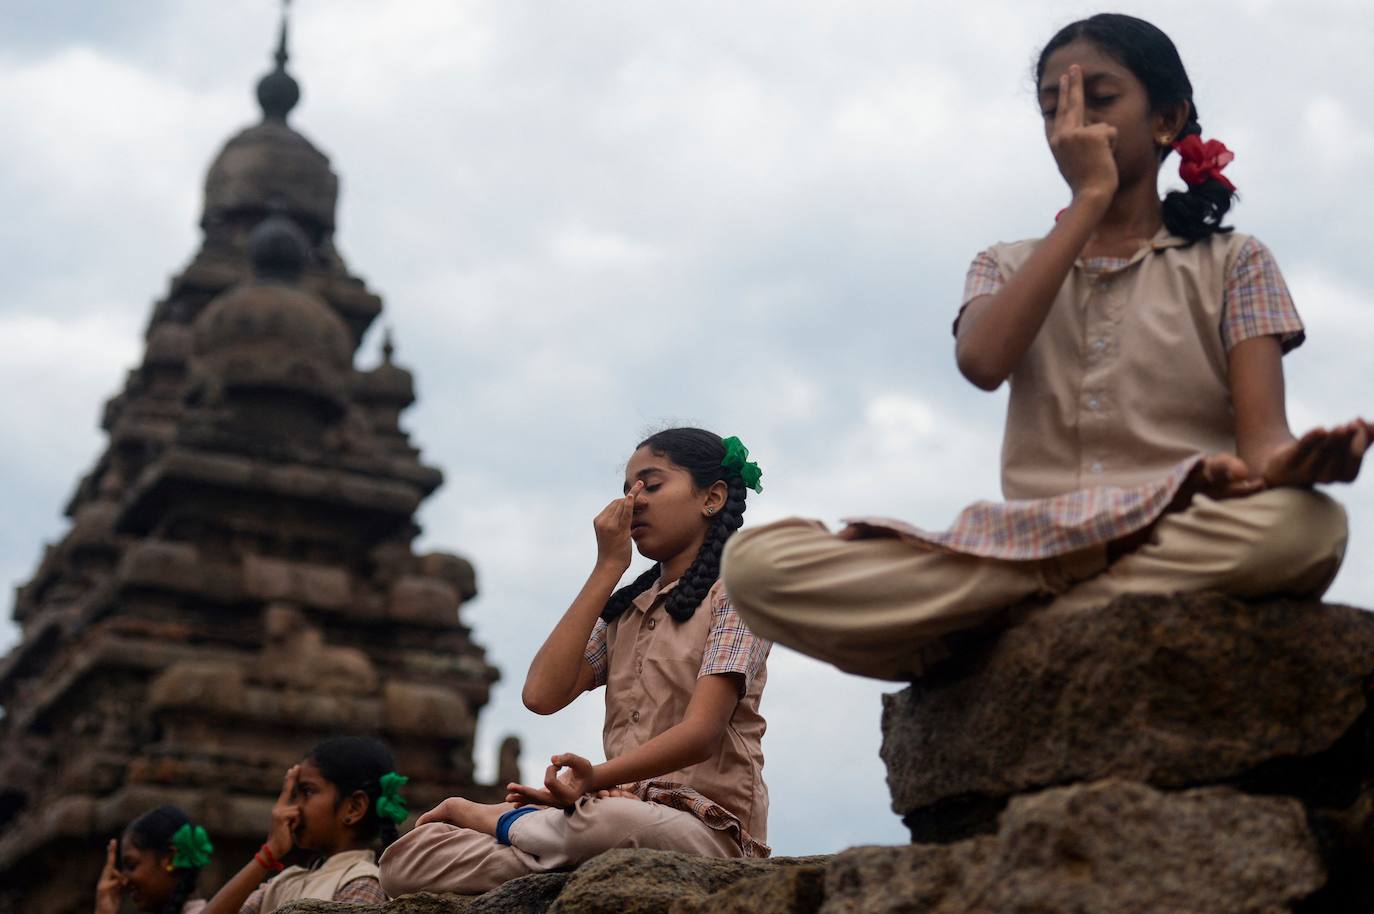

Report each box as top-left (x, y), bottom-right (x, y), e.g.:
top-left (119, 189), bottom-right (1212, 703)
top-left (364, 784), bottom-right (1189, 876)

top-left (702, 480), bottom-right (728, 517)
top-left (340, 789), bottom-right (370, 828)
top-left (1153, 100), bottom-right (1190, 146)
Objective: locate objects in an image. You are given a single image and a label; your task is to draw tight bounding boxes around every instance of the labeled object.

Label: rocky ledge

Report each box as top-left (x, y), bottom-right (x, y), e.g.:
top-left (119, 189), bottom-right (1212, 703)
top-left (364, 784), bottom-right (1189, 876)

top-left (282, 592), bottom-right (1374, 913)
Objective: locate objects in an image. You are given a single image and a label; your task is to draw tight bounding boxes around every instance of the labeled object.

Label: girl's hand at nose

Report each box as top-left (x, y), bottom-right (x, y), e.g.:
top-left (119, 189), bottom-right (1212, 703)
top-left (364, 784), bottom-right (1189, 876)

top-left (267, 765), bottom-right (302, 859)
top-left (593, 481), bottom-right (643, 574)
top-left (94, 838), bottom-right (126, 914)
top-left (1050, 65), bottom-right (1119, 205)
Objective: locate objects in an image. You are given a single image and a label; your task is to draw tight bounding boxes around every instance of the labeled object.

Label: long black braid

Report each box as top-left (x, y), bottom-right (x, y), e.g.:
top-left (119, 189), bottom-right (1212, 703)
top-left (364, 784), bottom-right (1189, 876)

top-left (124, 806), bottom-right (204, 914)
top-left (1035, 13), bottom-right (1236, 242)
top-left (600, 428), bottom-right (751, 623)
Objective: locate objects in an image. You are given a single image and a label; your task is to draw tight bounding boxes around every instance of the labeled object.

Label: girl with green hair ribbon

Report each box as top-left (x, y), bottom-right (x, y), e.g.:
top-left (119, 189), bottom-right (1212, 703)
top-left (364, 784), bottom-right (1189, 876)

top-left (379, 428), bottom-right (773, 897)
top-left (95, 806), bottom-right (212, 914)
top-left (202, 737), bottom-right (407, 914)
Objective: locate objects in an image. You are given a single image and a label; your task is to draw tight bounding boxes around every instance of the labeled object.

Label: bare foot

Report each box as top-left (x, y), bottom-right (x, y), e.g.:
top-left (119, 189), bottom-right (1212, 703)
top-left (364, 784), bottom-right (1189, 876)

top-left (416, 798), bottom-right (518, 835)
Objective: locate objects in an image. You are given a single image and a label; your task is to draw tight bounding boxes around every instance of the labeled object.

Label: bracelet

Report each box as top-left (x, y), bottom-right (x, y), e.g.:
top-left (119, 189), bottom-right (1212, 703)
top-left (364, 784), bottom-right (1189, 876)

top-left (255, 844), bottom-right (285, 873)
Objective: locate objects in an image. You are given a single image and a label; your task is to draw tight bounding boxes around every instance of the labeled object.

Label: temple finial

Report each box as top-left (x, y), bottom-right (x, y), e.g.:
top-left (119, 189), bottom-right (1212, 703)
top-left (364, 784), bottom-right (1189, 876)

top-left (256, 0), bottom-right (300, 122)
top-left (382, 327), bottom-right (396, 364)
top-left (276, 0), bottom-right (291, 68)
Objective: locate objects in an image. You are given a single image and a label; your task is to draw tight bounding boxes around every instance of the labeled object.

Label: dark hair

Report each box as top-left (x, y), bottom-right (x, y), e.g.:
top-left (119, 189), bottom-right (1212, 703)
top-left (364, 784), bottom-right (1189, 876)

top-left (600, 428), bottom-right (751, 624)
top-left (305, 736), bottom-right (401, 857)
top-left (124, 806), bottom-right (201, 914)
top-left (1035, 13), bottom-right (1234, 241)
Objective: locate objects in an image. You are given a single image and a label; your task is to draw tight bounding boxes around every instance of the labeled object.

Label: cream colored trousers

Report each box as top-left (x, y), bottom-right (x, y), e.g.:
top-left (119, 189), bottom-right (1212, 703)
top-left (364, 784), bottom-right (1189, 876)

top-left (378, 796), bottom-right (740, 897)
top-left (722, 488), bottom-right (1348, 681)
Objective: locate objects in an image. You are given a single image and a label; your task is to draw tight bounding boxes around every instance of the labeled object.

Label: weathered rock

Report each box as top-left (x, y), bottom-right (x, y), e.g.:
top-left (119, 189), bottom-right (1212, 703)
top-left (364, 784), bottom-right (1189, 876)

top-left (667, 865), bottom-right (826, 914)
top-left (824, 779), bottom-right (1325, 914)
top-left (278, 875), bottom-right (568, 914)
top-left (550, 850), bottom-right (829, 914)
top-left (882, 593), bottom-right (1374, 840)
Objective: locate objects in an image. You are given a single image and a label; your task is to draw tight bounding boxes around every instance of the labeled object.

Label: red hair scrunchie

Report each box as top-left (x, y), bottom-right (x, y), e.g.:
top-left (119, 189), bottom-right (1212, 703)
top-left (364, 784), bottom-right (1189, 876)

top-left (1172, 134), bottom-right (1236, 192)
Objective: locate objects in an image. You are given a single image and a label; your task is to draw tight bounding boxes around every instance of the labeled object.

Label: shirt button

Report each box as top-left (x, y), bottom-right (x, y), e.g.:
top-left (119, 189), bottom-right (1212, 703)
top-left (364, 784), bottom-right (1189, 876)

top-left (1088, 398), bottom-right (1101, 410)
top-left (646, 618), bottom-right (656, 630)
top-left (636, 660), bottom-right (643, 674)
top-left (1090, 462), bottom-right (1104, 475)
top-left (1094, 339), bottom-right (1107, 351)
top-left (630, 710), bottom-right (640, 723)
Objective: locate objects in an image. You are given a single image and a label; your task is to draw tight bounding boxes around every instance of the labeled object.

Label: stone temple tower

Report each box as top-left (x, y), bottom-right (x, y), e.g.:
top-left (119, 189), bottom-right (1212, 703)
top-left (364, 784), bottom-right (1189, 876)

top-left (0, 17), bottom-right (511, 914)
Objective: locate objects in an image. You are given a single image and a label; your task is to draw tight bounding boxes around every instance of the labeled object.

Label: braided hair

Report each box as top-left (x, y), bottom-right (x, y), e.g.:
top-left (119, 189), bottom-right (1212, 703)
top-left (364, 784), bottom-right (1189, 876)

top-left (1035, 13), bottom-right (1235, 242)
top-left (600, 428), bottom-right (750, 624)
top-left (124, 806), bottom-right (202, 914)
top-left (305, 736), bottom-right (401, 857)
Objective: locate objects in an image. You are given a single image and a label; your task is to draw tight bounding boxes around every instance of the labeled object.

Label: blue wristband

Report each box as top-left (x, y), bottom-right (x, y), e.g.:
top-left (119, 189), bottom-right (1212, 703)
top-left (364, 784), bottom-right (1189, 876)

top-left (495, 806), bottom-right (542, 846)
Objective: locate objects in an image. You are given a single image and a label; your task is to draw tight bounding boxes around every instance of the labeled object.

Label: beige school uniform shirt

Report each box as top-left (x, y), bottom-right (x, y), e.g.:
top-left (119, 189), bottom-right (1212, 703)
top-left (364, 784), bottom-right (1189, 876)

top-left (846, 228), bottom-right (1305, 558)
top-left (584, 577), bottom-right (772, 856)
top-left (245, 850), bottom-right (380, 914)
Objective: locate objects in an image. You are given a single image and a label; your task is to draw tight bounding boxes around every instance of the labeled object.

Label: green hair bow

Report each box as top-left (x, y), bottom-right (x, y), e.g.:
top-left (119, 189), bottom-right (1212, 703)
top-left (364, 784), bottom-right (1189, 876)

top-left (376, 771), bottom-right (410, 824)
top-left (720, 436), bottom-right (764, 494)
top-left (170, 824), bottom-right (214, 870)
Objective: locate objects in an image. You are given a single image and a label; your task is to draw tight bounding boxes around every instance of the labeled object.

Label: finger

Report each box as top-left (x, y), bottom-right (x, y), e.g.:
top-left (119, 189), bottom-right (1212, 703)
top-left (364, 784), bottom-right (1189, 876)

top-left (106, 838), bottom-right (117, 867)
top-left (1304, 430), bottom-right (1348, 482)
top-left (1065, 65), bottom-right (1085, 129)
top-left (614, 494), bottom-right (633, 526)
top-left (1337, 428), bottom-right (1366, 482)
top-left (277, 765), bottom-right (299, 802)
top-left (1219, 479), bottom-right (1264, 499)
top-left (1316, 428), bottom-right (1356, 482)
top-left (1053, 72), bottom-right (1069, 134)
top-left (543, 763), bottom-right (562, 792)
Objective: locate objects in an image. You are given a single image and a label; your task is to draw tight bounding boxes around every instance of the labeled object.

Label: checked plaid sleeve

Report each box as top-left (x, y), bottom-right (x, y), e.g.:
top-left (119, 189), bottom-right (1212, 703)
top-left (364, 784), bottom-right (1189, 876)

top-left (583, 617), bottom-right (609, 689)
top-left (698, 590), bottom-right (770, 696)
top-left (1220, 236), bottom-right (1305, 354)
top-left (334, 877), bottom-right (387, 905)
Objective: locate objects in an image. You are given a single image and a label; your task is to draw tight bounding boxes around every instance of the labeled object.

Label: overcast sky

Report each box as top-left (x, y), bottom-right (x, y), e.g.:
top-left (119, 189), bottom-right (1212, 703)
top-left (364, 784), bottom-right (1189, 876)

top-left (3, 1), bottom-right (1371, 857)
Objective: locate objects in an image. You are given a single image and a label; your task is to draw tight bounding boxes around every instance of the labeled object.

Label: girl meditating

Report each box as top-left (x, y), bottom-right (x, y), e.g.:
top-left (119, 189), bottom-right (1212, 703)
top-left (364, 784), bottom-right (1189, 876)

top-left (724, 13), bottom-right (1367, 681)
top-left (94, 806), bottom-right (213, 914)
top-left (380, 428), bottom-right (771, 895)
top-left (202, 737), bottom-right (406, 913)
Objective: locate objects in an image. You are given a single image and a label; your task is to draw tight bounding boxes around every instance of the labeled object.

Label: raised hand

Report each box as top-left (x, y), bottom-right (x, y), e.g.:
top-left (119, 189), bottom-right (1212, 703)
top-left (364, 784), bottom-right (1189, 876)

top-left (94, 838), bottom-right (126, 914)
top-left (1264, 422), bottom-right (1370, 488)
top-left (593, 481), bottom-right (643, 574)
top-left (1049, 64), bottom-right (1119, 202)
top-left (267, 765), bottom-right (301, 859)
top-left (505, 753), bottom-right (596, 809)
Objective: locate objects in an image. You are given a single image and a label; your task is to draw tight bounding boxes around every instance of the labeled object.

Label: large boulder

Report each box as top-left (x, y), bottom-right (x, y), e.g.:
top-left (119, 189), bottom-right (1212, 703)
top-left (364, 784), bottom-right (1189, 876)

top-left (822, 779), bottom-right (1324, 913)
top-left (882, 593), bottom-right (1374, 841)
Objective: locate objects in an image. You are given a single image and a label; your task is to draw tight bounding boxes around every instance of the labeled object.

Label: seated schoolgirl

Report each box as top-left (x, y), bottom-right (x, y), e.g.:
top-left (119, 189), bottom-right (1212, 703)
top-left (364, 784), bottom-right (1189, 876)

top-left (380, 428), bottom-right (771, 896)
top-left (94, 806), bottom-right (213, 914)
top-left (202, 737), bottom-right (407, 914)
top-left (723, 13), bottom-right (1368, 681)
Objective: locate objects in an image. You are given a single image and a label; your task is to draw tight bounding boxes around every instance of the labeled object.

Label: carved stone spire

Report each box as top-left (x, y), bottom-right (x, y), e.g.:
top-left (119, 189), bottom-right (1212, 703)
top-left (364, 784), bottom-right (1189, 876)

top-left (256, 0), bottom-right (300, 122)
